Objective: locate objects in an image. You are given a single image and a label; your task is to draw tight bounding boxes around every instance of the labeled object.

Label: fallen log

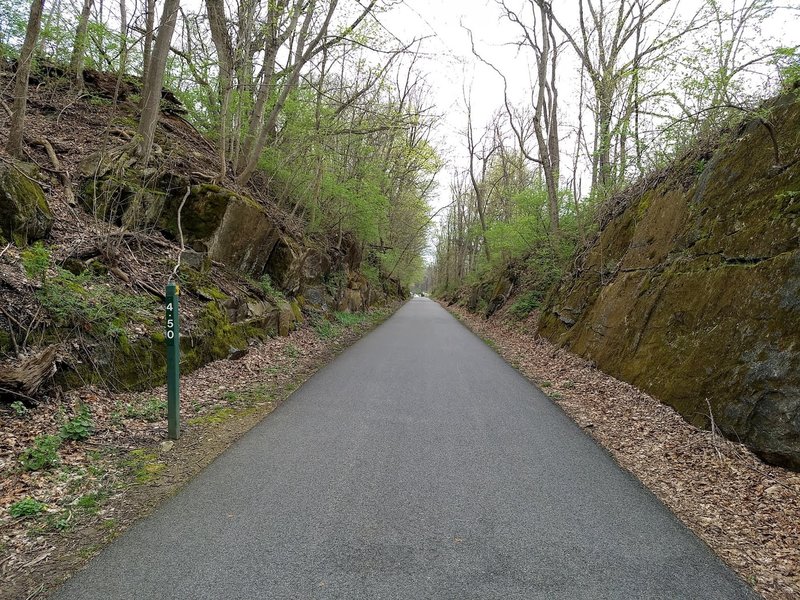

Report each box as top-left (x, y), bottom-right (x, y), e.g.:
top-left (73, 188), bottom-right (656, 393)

top-left (0, 345), bottom-right (58, 402)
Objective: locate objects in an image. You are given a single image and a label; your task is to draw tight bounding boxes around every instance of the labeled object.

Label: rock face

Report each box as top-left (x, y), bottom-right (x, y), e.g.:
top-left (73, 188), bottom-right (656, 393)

top-left (159, 184), bottom-right (283, 277)
top-left (0, 163), bottom-right (53, 245)
top-left (539, 92), bottom-right (800, 469)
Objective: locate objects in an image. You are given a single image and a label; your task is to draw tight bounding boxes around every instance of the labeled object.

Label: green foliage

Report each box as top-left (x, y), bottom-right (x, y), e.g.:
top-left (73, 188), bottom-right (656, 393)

top-left (124, 449), bottom-right (165, 484)
top-left (10, 401), bottom-right (28, 416)
top-left (361, 264), bottom-right (381, 289)
top-left (9, 497), bottom-right (46, 518)
top-left (23, 244), bottom-right (155, 337)
top-left (509, 290), bottom-right (543, 320)
top-left (774, 46), bottom-right (800, 90)
top-left (123, 397), bottom-right (166, 422)
top-left (60, 405), bottom-right (94, 441)
top-left (19, 435), bottom-right (61, 471)
top-left (324, 271), bottom-right (347, 294)
top-left (257, 274), bottom-right (285, 301)
top-left (0, 0), bottom-right (26, 56)
top-left (21, 242), bottom-right (50, 283)
top-left (312, 317), bottom-right (338, 339)
top-left (76, 492), bottom-right (105, 514)
top-left (334, 311), bottom-right (367, 327)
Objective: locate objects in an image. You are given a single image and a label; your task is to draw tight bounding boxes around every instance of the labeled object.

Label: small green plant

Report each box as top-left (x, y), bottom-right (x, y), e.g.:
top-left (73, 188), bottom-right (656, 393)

top-left (10, 401), bottom-right (28, 416)
top-left (47, 511), bottom-right (74, 531)
top-left (19, 435), bottom-right (61, 471)
top-left (312, 317), bottom-right (338, 339)
top-left (222, 390), bottom-right (242, 403)
top-left (257, 274), bottom-right (284, 300)
top-left (21, 242), bottom-right (50, 283)
top-left (283, 343), bottom-right (300, 358)
top-left (123, 397), bottom-right (166, 422)
top-left (334, 311), bottom-right (366, 327)
top-left (60, 405), bottom-right (94, 441)
top-left (76, 492), bottom-right (106, 514)
top-left (509, 290), bottom-right (543, 320)
top-left (22, 243), bottom-right (155, 338)
top-left (9, 497), bottom-right (46, 518)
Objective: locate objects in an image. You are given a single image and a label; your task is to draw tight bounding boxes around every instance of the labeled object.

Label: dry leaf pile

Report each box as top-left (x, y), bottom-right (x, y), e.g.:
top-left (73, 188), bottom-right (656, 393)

top-left (447, 303), bottom-right (800, 600)
top-left (0, 309), bottom-right (392, 598)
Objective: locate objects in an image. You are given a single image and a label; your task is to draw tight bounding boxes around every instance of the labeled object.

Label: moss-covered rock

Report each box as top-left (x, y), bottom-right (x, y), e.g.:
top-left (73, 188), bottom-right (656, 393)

top-left (264, 236), bottom-right (309, 293)
top-left (0, 163), bottom-right (53, 245)
top-left (539, 91), bottom-right (800, 470)
top-left (275, 298), bottom-right (297, 336)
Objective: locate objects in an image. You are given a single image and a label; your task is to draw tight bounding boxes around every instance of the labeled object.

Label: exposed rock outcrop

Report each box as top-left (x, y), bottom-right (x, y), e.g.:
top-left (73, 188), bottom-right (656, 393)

top-left (0, 163), bottom-right (53, 245)
top-left (539, 92), bottom-right (800, 469)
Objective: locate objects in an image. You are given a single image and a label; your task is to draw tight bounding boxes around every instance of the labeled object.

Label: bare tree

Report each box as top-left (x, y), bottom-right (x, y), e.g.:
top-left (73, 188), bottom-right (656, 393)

top-left (6, 0), bottom-right (45, 159)
top-left (69, 0), bottom-right (93, 88)
top-left (465, 93), bottom-right (496, 262)
top-left (467, 2), bottom-right (562, 236)
top-left (135, 0), bottom-right (180, 163)
top-left (540, 0), bottom-right (701, 192)
top-left (140, 0), bottom-right (156, 95)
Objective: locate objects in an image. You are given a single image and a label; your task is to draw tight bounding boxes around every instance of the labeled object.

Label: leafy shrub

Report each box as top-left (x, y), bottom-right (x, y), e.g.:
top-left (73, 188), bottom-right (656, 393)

top-left (509, 290), bottom-right (543, 320)
top-left (19, 435), bottom-right (61, 470)
top-left (10, 401), bottom-right (28, 416)
top-left (9, 497), bottom-right (46, 518)
top-left (361, 265), bottom-right (381, 289)
top-left (60, 405), bottom-right (94, 441)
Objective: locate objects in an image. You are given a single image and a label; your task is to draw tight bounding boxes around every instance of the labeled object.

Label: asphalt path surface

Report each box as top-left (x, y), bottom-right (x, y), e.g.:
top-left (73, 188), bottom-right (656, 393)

top-left (53, 298), bottom-right (755, 599)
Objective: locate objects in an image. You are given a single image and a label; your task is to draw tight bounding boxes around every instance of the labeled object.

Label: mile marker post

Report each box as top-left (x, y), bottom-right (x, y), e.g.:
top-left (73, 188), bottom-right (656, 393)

top-left (165, 281), bottom-right (181, 440)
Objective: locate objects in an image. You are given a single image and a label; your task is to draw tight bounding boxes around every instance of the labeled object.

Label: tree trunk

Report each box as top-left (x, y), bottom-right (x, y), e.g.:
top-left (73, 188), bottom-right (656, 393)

top-left (6, 0), bottom-right (45, 159)
top-left (140, 0), bottom-right (156, 101)
top-left (118, 0), bottom-right (128, 76)
top-left (135, 0), bottom-right (180, 164)
top-left (205, 0), bottom-right (233, 177)
top-left (69, 0), bottom-right (93, 89)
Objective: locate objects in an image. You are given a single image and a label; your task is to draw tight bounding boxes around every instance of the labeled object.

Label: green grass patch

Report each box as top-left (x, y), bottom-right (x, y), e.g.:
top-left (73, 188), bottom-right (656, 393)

top-left (188, 406), bottom-right (237, 426)
top-left (121, 396), bottom-right (166, 422)
top-left (125, 449), bottom-right (166, 484)
top-left (76, 492), bottom-right (106, 515)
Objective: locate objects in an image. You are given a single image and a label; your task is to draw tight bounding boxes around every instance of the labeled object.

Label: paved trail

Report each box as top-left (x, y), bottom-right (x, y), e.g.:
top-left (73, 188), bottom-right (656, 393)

top-left (53, 298), bottom-right (755, 599)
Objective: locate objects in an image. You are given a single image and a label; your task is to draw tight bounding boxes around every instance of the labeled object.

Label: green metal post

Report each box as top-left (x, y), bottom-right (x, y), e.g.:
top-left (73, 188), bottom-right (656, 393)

top-left (165, 281), bottom-right (180, 440)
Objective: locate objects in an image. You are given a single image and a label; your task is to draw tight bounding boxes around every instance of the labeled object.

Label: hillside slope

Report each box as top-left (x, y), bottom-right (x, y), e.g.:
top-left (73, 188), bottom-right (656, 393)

top-left (539, 91), bottom-right (800, 469)
top-left (0, 63), bottom-right (405, 399)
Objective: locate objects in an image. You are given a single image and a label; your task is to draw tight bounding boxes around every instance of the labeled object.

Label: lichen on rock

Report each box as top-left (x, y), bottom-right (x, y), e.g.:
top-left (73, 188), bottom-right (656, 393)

top-left (0, 162), bottom-right (53, 246)
top-left (539, 91), bottom-right (800, 470)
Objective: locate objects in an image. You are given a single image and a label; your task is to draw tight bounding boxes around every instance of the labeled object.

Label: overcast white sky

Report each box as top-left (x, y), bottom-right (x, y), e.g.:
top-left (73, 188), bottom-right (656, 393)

top-left (375, 0), bottom-right (800, 213)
